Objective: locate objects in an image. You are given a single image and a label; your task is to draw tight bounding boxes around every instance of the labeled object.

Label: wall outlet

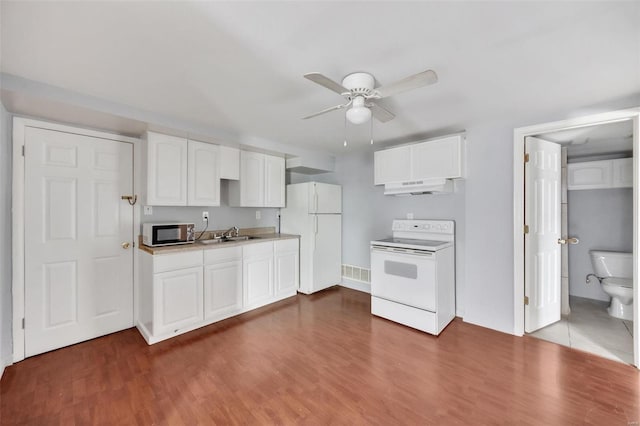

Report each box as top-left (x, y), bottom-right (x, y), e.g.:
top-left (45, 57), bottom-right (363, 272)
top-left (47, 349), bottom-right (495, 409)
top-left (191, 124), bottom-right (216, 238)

top-left (202, 211), bottom-right (209, 222)
top-left (255, 210), bottom-right (261, 220)
top-left (406, 213), bottom-right (414, 219)
top-left (143, 206), bottom-right (153, 215)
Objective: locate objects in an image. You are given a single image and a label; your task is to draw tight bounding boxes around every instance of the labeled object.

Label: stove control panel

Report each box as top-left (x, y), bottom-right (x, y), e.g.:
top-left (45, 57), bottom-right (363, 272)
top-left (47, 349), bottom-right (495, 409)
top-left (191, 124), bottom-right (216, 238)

top-left (392, 220), bottom-right (454, 235)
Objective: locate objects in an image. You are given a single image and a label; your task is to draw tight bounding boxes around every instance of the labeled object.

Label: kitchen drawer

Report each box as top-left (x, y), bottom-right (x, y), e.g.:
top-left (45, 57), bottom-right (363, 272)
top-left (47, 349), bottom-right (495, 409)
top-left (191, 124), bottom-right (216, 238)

top-left (153, 250), bottom-right (203, 273)
top-left (204, 246), bottom-right (242, 264)
top-left (243, 241), bottom-right (273, 258)
top-left (275, 239), bottom-right (298, 254)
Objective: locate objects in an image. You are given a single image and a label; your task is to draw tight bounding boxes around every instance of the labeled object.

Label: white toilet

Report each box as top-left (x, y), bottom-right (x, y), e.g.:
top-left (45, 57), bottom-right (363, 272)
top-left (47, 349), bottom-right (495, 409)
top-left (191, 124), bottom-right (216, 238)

top-left (589, 250), bottom-right (633, 320)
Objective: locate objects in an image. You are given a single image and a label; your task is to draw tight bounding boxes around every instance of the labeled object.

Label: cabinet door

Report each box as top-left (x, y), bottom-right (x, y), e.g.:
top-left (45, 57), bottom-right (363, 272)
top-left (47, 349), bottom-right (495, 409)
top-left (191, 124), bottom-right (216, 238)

top-left (275, 251), bottom-right (299, 297)
top-left (374, 146), bottom-right (412, 185)
top-left (567, 160), bottom-right (612, 190)
top-left (243, 255), bottom-right (274, 309)
top-left (187, 140), bottom-right (220, 206)
top-left (204, 260), bottom-right (242, 321)
top-left (146, 133), bottom-right (188, 205)
top-left (612, 158), bottom-right (633, 188)
top-left (411, 136), bottom-right (462, 180)
top-left (264, 155), bottom-right (285, 207)
top-left (153, 266), bottom-right (203, 336)
top-left (219, 146), bottom-right (240, 180)
top-left (240, 151), bottom-right (265, 206)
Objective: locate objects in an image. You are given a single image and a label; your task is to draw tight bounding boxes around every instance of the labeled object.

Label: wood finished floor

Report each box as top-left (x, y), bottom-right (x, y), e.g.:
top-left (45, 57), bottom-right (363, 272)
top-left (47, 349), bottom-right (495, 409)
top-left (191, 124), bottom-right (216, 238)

top-left (1, 287), bottom-right (639, 425)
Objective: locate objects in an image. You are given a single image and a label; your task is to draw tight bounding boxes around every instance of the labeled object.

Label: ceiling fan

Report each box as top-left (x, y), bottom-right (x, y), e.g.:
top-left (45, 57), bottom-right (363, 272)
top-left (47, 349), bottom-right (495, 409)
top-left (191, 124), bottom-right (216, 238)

top-left (302, 69), bottom-right (438, 124)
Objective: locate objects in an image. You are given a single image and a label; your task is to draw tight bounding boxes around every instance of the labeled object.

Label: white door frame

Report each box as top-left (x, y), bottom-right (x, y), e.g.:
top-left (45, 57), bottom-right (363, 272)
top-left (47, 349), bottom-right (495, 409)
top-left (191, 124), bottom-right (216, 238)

top-left (513, 107), bottom-right (640, 367)
top-left (12, 117), bottom-right (142, 362)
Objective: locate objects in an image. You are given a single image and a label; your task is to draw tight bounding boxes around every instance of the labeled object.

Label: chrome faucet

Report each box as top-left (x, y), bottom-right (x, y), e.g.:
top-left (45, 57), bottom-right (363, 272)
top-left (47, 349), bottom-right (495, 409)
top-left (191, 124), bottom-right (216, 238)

top-left (221, 226), bottom-right (239, 238)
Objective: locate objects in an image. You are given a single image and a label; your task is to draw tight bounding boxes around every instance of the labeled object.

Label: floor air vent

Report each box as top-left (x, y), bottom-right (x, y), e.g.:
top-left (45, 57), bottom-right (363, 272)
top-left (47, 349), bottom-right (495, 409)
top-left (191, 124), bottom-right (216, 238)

top-left (342, 264), bottom-right (370, 283)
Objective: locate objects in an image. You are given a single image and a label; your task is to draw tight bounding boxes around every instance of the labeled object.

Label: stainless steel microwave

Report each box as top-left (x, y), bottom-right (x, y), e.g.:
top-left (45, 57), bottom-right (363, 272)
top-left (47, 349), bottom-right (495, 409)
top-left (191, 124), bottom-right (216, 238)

top-left (142, 223), bottom-right (195, 247)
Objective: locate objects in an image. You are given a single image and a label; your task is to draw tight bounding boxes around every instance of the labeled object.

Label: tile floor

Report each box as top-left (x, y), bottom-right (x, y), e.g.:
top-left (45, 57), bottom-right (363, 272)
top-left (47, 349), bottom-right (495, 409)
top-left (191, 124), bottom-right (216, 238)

top-left (530, 296), bottom-right (634, 364)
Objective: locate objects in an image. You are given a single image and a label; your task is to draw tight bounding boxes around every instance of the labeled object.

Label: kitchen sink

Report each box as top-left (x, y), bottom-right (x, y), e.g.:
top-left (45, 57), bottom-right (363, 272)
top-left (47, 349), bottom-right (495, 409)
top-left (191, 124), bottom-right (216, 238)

top-left (224, 236), bottom-right (255, 241)
top-left (198, 235), bottom-right (257, 245)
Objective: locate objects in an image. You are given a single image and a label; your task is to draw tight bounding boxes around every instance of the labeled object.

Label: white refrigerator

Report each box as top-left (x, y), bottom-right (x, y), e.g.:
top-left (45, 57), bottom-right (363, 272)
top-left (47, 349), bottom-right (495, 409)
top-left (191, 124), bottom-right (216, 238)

top-left (280, 182), bottom-right (342, 294)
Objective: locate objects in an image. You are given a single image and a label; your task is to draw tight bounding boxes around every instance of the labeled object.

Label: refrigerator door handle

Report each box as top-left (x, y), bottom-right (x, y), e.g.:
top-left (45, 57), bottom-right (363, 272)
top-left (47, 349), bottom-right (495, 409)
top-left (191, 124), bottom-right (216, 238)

top-left (314, 191), bottom-right (318, 213)
top-left (313, 215), bottom-right (318, 251)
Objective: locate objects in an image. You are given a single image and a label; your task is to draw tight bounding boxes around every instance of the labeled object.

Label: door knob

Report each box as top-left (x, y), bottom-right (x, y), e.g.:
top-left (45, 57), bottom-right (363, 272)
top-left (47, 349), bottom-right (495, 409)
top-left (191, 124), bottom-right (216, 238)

top-left (557, 237), bottom-right (579, 245)
top-left (122, 242), bottom-right (130, 249)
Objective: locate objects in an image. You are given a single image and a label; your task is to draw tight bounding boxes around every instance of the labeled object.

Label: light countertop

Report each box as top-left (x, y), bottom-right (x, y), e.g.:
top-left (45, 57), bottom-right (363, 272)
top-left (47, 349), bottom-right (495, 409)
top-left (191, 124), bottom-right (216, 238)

top-left (139, 232), bottom-right (299, 255)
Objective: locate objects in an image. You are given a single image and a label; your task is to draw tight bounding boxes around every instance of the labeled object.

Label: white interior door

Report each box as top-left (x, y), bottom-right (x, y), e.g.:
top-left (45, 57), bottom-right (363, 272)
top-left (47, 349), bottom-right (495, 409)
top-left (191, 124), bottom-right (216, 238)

top-left (24, 127), bottom-right (134, 357)
top-left (525, 136), bottom-right (562, 333)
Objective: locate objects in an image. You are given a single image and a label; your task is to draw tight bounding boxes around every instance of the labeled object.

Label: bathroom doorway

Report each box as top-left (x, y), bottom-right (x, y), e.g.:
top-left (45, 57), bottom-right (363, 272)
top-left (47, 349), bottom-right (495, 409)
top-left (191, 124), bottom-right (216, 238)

top-left (513, 108), bottom-right (640, 367)
top-left (529, 121), bottom-right (634, 363)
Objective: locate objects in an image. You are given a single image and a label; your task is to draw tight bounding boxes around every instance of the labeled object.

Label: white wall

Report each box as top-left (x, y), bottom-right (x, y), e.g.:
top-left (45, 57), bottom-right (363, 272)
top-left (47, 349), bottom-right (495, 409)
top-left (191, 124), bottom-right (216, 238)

top-left (568, 188), bottom-right (633, 301)
top-left (140, 181), bottom-right (279, 234)
top-left (0, 103), bottom-right (12, 374)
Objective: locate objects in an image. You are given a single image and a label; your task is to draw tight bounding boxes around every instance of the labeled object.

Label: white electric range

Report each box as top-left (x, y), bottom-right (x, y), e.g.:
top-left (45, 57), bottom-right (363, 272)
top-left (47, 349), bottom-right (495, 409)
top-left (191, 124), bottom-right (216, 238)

top-left (370, 219), bottom-right (455, 335)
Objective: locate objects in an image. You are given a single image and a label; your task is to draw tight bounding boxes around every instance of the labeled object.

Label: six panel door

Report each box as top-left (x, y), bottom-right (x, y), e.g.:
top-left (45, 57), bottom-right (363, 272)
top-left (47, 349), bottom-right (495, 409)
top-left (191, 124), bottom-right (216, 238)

top-left (24, 127), bottom-right (134, 357)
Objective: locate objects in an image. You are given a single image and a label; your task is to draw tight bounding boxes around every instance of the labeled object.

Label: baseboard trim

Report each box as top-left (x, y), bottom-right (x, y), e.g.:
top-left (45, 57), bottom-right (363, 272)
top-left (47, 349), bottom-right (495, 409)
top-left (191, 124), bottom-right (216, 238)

top-left (340, 279), bottom-right (371, 294)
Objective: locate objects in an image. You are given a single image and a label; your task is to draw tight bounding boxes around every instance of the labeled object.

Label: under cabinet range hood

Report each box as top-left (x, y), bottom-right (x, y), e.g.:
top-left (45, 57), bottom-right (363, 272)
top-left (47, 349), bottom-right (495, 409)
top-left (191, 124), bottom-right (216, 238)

top-left (384, 179), bottom-right (453, 196)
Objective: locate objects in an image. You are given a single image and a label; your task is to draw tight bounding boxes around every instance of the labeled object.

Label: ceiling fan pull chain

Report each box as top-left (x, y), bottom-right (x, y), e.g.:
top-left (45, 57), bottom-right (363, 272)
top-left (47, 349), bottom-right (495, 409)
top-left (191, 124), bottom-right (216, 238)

top-left (343, 114), bottom-right (348, 147)
top-left (370, 116), bottom-right (374, 145)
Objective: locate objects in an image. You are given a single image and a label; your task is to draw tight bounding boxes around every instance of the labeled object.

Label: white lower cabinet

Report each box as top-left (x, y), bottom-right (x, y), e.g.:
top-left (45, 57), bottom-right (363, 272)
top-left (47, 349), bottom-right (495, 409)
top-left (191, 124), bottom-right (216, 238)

top-left (243, 242), bottom-right (275, 309)
top-left (154, 266), bottom-right (204, 335)
top-left (275, 239), bottom-right (299, 298)
top-left (204, 247), bottom-right (243, 321)
top-left (138, 238), bottom-right (300, 345)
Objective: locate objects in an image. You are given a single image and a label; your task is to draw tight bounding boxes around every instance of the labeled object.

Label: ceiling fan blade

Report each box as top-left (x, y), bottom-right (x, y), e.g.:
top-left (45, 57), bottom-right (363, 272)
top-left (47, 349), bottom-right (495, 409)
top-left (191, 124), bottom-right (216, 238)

top-left (304, 72), bottom-right (349, 95)
top-left (375, 69), bottom-right (438, 98)
top-left (302, 103), bottom-right (348, 120)
top-left (369, 103), bottom-right (395, 123)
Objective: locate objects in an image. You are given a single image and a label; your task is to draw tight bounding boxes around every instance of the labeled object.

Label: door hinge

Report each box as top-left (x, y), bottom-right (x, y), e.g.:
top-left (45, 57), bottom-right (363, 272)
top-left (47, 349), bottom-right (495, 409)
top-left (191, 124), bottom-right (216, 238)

top-left (22, 318), bottom-right (25, 329)
top-left (523, 225), bottom-right (529, 234)
top-left (524, 296), bottom-right (529, 306)
top-left (524, 153), bottom-right (529, 163)
top-left (22, 145), bottom-right (25, 156)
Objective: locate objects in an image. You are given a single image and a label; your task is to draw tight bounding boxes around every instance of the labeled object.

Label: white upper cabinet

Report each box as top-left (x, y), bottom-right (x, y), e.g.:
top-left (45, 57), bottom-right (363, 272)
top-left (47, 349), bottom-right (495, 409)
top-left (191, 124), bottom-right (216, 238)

top-left (612, 158), bottom-right (633, 188)
top-left (229, 151), bottom-right (285, 207)
top-left (411, 135), bottom-right (464, 180)
top-left (374, 146), bottom-right (411, 185)
top-left (568, 157), bottom-right (632, 190)
top-left (146, 132), bottom-right (188, 206)
top-left (188, 140), bottom-right (220, 206)
top-left (219, 146), bottom-right (240, 180)
top-left (239, 151), bottom-right (265, 206)
top-left (374, 134), bottom-right (465, 185)
top-left (265, 155), bottom-right (285, 207)
top-left (145, 132), bottom-right (223, 206)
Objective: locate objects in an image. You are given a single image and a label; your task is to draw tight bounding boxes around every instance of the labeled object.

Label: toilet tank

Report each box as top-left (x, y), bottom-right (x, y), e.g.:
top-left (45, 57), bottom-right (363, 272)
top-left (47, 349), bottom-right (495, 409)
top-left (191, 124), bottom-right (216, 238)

top-left (589, 250), bottom-right (632, 278)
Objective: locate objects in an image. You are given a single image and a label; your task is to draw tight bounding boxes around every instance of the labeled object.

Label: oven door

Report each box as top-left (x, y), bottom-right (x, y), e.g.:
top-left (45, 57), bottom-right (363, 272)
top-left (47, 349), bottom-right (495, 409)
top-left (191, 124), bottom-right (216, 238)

top-left (370, 245), bottom-right (437, 311)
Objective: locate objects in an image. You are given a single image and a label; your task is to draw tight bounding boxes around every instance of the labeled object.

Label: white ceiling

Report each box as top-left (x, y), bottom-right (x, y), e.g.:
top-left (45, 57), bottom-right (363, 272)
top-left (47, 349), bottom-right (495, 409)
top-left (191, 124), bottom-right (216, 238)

top-left (537, 119), bottom-right (633, 158)
top-left (1, 1), bottom-right (639, 154)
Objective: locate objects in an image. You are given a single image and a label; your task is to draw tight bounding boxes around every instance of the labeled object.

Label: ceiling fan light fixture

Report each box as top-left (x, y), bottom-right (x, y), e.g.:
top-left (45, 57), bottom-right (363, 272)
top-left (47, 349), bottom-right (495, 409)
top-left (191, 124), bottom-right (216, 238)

top-left (345, 96), bottom-right (371, 124)
top-left (346, 105), bottom-right (371, 124)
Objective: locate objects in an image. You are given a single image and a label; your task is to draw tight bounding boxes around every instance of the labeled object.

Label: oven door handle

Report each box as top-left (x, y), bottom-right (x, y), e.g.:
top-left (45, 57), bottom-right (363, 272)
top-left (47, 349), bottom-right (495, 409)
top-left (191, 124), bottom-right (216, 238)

top-left (371, 246), bottom-right (435, 257)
